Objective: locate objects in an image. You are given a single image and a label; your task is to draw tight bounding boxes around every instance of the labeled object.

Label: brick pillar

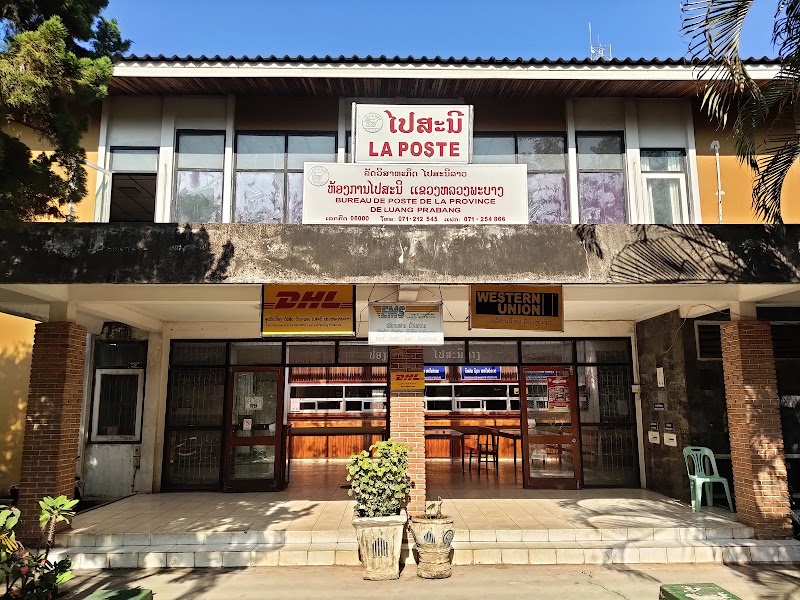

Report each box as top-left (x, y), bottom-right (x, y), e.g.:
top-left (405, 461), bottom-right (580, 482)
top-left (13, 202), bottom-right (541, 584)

top-left (389, 346), bottom-right (426, 515)
top-left (18, 322), bottom-right (87, 540)
top-left (721, 320), bottom-right (792, 539)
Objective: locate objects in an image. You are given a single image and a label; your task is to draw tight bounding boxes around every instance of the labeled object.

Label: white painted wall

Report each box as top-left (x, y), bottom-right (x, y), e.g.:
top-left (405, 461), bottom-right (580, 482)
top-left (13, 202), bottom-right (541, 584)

top-left (107, 96), bottom-right (163, 147)
top-left (83, 443), bottom-right (137, 499)
top-left (636, 99), bottom-right (689, 149)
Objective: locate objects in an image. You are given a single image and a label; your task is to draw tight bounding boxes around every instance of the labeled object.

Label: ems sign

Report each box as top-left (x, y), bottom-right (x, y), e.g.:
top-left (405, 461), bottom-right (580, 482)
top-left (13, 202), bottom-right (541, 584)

top-left (261, 284), bottom-right (355, 336)
top-left (470, 285), bottom-right (563, 332)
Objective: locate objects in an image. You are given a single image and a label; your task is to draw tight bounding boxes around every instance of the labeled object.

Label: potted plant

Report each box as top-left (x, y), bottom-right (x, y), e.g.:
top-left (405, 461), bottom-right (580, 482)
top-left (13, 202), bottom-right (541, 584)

top-left (347, 439), bottom-right (411, 581)
top-left (409, 497), bottom-right (454, 579)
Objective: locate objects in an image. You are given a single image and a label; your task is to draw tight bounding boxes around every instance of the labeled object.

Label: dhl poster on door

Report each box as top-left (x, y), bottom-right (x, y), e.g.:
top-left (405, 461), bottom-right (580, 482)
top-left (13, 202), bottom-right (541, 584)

top-left (261, 285), bottom-right (355, 336)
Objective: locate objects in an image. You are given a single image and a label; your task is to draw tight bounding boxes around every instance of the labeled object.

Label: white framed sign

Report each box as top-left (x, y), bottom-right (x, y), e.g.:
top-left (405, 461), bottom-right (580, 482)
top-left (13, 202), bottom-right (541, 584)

top-left (302, 162), bottom-right (528, 225)
top-left (353, 104), bottom-right (473, 164)
top-left (368, 303), bottom-right (444, 346)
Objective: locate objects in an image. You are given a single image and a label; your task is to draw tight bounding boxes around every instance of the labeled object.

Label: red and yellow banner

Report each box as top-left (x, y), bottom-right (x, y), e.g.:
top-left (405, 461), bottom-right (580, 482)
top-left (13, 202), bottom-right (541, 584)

top-left (261, 284), bottom-right (355, 336)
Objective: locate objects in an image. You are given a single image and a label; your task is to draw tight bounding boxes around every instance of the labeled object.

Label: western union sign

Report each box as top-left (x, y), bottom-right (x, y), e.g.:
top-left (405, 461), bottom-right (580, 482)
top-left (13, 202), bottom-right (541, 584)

top-left (261, 284), bottom-right (355, 336)
top-left (470, 285), bottom-right (563, 332)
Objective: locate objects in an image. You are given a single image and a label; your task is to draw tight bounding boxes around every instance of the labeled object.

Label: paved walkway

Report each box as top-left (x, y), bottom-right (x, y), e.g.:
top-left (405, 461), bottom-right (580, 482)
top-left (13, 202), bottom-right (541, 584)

top-left (63, 564), bottom-right (800, 599)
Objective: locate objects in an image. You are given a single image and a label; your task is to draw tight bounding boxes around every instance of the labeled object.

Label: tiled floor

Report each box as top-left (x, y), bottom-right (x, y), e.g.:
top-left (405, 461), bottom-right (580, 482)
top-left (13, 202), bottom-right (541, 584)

top-left (66, 459), bottom-right (742, 539)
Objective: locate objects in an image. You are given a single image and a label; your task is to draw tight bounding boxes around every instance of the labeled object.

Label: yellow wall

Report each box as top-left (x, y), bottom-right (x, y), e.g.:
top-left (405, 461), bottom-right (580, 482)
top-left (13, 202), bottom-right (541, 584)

top-left (0, 314), bottom-right (35, 490)
top-left (694, 103), bottom-right (800, 224)
top-left (3, 105), bottom-right (101, 223)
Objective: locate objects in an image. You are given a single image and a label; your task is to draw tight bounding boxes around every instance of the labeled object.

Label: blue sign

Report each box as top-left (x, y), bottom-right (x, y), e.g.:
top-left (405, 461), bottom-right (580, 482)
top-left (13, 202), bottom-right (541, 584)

top-left (424, 366), bottom-right (446, 380)
top-left (460, 366), bottom-right (501, 381)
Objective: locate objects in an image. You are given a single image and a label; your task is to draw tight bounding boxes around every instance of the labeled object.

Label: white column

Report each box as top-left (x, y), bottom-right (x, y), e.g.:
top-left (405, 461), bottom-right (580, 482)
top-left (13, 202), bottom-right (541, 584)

top-left (565, 98), bottom-right (580, 224)
top-left (93, 98), bottom-right (111, 223)
top-left (221, 94), bottom-right (236, 222)
top-left (139, 330), bottom-right (169, 493)
top-left (155, 97), bottom-right (176, 223)
top-left (623, 100), bottom-right (642, 223)
top-left (684, 101), bottom-right (703, 224)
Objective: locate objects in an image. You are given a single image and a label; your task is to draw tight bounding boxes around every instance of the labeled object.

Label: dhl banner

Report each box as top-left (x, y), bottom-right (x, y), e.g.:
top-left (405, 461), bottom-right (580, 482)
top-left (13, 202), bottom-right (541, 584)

top-left (470, 284), bottom-right (563, 332)
top-left (261, 285), bottom-right (355, 336)
top-left (390, 371), bottom-right (425, 391)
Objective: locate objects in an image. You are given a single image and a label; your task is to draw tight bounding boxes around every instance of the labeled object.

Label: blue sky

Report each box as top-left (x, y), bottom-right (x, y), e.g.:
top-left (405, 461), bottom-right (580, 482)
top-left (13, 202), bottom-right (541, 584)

top-left (105, 0), bottom-right (778, 59)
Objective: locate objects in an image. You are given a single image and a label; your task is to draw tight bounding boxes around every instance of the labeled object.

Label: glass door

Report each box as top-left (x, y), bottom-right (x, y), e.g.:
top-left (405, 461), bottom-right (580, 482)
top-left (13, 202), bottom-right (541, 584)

top-left (520, 366), bottom-right (581, 489)
top-left (224, 367), bottom-right (285, 491)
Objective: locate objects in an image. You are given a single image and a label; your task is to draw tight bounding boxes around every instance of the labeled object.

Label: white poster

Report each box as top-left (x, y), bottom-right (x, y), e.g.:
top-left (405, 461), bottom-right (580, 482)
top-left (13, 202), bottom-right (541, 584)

top-left (368, 303), bottom-right (444, 346)
top-left (353, 104), bottom-right (472, 164)
top-left (302, 162), bottom-right (528, 225)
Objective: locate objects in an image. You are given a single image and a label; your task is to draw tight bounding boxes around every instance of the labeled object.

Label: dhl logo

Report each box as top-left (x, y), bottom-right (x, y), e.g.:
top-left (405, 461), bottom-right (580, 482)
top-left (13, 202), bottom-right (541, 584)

top-left (394, 373), bottom-right (422, 380)
top-left (264, 291), bottom-right (354, 310)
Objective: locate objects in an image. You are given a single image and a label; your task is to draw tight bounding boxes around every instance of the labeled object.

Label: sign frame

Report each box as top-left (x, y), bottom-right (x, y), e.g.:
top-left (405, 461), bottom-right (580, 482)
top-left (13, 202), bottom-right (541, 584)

top-left (261, 284), bottom-right (356, 337)
top-left (352, 103), bottom-right (474, 165)
top-left (391, 371), bottom-right (425, 391)
top-left (368, 302), bottom-right (445, 346)
top-left (470, 284), bottom-right (564, 332)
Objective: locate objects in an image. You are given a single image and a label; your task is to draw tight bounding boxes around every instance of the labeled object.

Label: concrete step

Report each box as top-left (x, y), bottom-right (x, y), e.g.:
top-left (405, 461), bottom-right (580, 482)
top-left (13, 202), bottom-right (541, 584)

top-left (49, 538), bottom-right (800, 570)
top-left (55, 524), bottom-right (756, 549)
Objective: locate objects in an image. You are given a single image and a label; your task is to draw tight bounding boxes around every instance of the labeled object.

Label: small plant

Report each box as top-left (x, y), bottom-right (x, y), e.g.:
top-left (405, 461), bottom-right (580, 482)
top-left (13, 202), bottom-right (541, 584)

top-left (423, 497), bottom-right (444, 519)
top-left (346, 439), bottom-right (411, 518)
top-left (1, 495), bottom-right (78, 599)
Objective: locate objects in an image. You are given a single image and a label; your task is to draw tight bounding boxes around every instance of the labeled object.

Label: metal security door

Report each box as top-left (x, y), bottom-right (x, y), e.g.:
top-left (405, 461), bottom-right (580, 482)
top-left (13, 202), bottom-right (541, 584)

top-left (223, 367), bottom-right (286, 491)
top-left (520, 366), bottom-right (581, 489)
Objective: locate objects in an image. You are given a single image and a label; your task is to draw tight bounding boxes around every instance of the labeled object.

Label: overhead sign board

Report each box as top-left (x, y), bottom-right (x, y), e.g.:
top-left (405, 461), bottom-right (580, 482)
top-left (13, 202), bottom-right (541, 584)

top-left (302, 162), bottom-right (528, 225)
top-left (368, 303), bottom-right (444, 346)
top-left (460, 366), bottom-right (501, 381)
top-left (470, 285), bottom-right (563, 332)
top-left (261, 284), bottom-right (355, 336)
top-left (353, 104), bottom-right (473, 164)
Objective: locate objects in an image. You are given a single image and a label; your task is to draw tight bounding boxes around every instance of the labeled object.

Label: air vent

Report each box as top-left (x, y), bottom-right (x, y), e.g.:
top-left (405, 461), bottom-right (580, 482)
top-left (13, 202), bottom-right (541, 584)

top-left (695, 322), bottom-right (723, 360)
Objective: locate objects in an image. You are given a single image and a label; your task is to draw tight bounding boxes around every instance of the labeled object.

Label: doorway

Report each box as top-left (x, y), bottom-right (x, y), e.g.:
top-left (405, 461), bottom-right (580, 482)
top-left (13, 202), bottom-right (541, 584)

top-left (223, 367), bottom-right (286, 491)
top-left (520, 366), bottom-right (581, 489)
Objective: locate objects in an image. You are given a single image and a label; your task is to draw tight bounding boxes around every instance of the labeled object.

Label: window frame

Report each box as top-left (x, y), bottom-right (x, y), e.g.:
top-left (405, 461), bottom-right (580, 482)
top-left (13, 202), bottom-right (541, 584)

top-left (472, 132), bottom-right (569, 223)
top-left (640, 148), bottom-right (690, 224)
top-left (91, 368), bottom-right (145, 443)
top-left (233, 131), bottom-right (337, 224)
top-left (575, 130), bottom-right (627, 223)
top-left (108, 146), bottom-right (160, 223)
top-left (173, 129), bottom-right (226, 223)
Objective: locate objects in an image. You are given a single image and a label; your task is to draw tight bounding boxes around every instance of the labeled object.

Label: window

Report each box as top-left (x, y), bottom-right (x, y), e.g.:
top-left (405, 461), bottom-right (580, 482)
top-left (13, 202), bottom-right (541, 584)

top-left (234, 133), bottom-right (336, 223)
top-left (174, 132), bottom-right (225, 222)
top-left (577, 133), bottom-right (626, 223)
top-left (641, 150), bottom-right (689, 224)
top-left (473, 134), bottom-right (569, 223)
top-left (92, 369), bottom-right (144, 442)
top-left (109, 148), bottom-right (158, 222)
top-left (424, 383), bottom-right (518, 412)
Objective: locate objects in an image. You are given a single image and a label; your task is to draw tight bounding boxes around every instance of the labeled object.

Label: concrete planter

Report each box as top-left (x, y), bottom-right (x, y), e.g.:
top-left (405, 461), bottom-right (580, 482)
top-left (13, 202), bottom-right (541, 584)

top-left (352, 510), bottom-right (407, 580)
top-left (409, 515), bottom-right (455, 579)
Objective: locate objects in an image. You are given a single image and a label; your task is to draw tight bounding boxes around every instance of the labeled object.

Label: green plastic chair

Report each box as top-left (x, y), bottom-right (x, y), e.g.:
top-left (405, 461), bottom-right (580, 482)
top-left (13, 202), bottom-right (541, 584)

top-left (682, 446), bottom-right (734, 512)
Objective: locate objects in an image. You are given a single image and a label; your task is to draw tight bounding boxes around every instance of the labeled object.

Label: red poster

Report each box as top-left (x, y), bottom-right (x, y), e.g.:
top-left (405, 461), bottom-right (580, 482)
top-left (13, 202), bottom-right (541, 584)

top-left (547, 377), bottom-right (570, 412)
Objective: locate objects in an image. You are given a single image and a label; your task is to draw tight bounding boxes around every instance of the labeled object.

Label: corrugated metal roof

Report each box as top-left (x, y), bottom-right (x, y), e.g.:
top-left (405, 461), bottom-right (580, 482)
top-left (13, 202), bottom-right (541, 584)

top-left (119, 54), bottom-right (780, 65)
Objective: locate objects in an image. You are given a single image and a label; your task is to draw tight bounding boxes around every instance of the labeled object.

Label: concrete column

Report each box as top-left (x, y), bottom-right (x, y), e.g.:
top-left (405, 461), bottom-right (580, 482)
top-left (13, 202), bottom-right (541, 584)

top-left (18, 322), bottom-right (87, 540)
top-left (389, 346), bottom-right (426, 515)
top-left (137, 330), bottom-right (165, 493)
top-left (721, 320), bottom-right (793, 539)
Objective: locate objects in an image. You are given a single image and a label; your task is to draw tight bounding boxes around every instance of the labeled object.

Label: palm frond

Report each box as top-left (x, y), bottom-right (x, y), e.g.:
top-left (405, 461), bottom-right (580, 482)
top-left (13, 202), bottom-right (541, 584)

top-left (682, 0), bottom-right (762, 124)
top-left (753, 131), bottom-right (800, 223)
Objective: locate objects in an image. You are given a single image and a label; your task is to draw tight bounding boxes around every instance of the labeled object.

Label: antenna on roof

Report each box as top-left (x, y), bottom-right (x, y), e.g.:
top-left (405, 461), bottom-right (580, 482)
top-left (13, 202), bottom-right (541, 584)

top-left (589, 22), bottom-right (612, 61)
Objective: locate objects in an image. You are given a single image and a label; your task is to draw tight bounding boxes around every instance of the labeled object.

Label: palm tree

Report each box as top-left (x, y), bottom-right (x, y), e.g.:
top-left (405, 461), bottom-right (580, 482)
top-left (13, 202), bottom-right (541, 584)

top-left (682, 1), bottom-right (800, 223)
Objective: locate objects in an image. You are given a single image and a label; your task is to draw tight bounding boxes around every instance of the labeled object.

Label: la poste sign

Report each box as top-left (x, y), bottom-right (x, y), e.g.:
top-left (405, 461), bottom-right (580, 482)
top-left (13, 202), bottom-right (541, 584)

top-left (353, 104), bottom-right (473, 164)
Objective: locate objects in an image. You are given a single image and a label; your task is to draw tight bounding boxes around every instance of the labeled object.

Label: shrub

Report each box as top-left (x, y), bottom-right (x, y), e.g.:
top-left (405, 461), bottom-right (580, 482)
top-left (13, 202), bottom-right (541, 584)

top-left (1, 496), bottom-right (77, 599)
top-left (346, 440), bottom-right (411, 518)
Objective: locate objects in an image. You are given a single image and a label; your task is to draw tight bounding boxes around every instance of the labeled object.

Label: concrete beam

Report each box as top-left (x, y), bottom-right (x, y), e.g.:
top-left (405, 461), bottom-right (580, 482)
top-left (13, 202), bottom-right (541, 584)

top-left (78, 303), bottom-right (164, 332)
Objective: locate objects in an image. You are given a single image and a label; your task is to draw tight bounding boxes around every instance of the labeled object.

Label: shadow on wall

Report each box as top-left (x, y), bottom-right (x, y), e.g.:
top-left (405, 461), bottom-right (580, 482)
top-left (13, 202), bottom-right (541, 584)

top-left (0, 340), bottom-right (32, 490)
top-left (0, 223), bottom-right (235, 283)
top-left (575, 223), bottom-right (800, 283)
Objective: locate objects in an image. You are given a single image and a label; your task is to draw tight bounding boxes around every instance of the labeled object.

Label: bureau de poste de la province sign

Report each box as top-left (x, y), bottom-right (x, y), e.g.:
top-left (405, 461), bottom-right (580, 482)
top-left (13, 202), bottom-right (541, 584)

top-left (368, 303), bottom-right (444, 346)
top-left (470, 285), bottom-right (563, 332)
top-left (353, 104), bottom-right (473, 164)
top-left (302, 163), bottom-right (528, 225)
